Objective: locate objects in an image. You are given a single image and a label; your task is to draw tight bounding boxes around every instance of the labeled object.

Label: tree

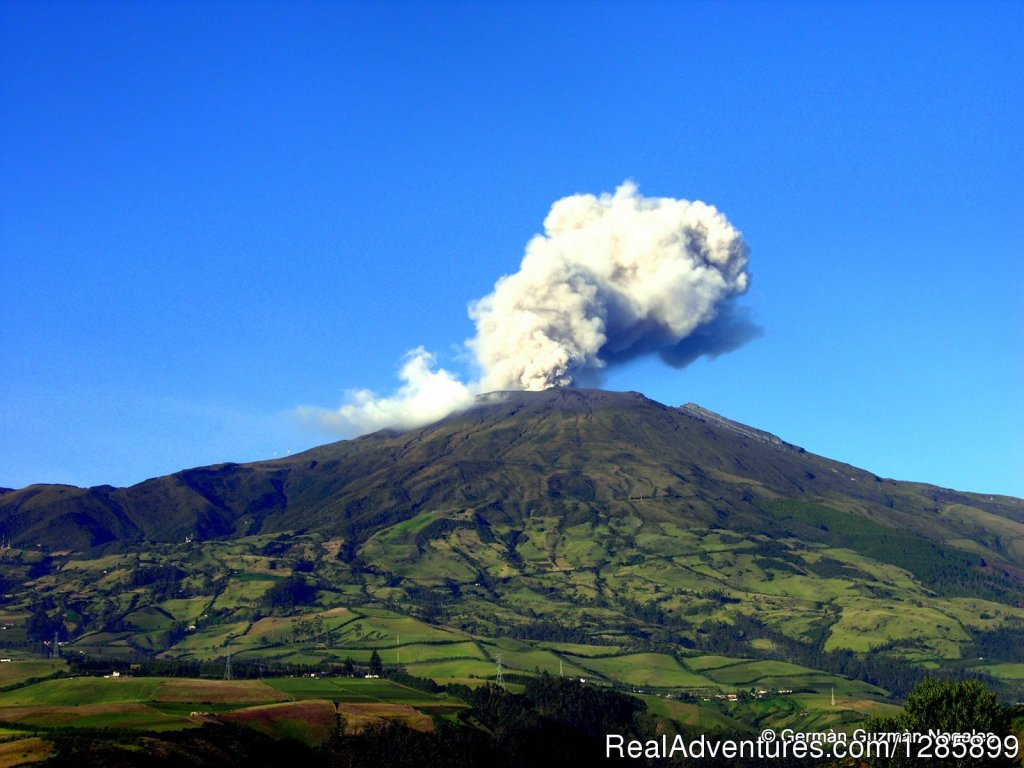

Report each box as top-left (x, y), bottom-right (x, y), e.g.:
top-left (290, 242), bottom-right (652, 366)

top-left (902, 678), bottom-right (1007, 734)
top-left (27, 608), bottom-right (64, 643)
top-left (867, 677), bottom-right (1014, 767)
top-left (262, 574), bottom-right (315, 611)
top-left (369, 649), bottom-right (383, 676)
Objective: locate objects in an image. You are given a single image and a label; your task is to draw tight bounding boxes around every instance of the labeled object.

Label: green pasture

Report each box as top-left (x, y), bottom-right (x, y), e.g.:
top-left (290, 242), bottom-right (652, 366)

top-left (699, 659), bottom-right (822, 686)
top-left (158, 597), bottom-right (210, 623)
top-left (403, 659), bottom-right (500, 680)
top-left (568, 653), bottom-right (716, 688)
top-left (537, 642), bottom-right (621, 657)
top-left (973, 662), bottom-right (1024, 680)
top-left (478, 642), bottom-right (590, 677)
top-left (1, 704), bottom-right (190, 731)
top-left (387, 641), bottom-right (484, 664)
top-left (0, 660), bottom-right (65, 689)
top-left (681, 655), bottom-right (749, 672)
top-left (211, 579), bottom-right (274, 609)
top-left (637, 694), bottom-right (742, 731)
top-left (825, 599), bottom-right (970, 656)
top-left (171, 621), bottom-right (251, 657)
top-left (265, 676), bottom-right (444, 705)
top-left (332, 611), bottom-right (466, 646)
top-left (0, 677), bottom-right (164, 706)
top-left (124, 606), bottom-right (175, 631)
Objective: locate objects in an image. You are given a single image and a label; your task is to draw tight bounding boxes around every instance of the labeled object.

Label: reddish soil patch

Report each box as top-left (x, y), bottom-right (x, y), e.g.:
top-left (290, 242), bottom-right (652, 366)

top-left (219, 699), bottom-right (337, 746)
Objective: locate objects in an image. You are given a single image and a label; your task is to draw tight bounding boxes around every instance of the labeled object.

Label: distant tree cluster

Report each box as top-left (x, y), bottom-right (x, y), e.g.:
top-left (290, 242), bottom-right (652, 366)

top-left (507, 620), bottom-right (589, 644)
top-left (127, 564), bottom-right (185, 599)
top-left (27, 555), bottom-right (55, 578)
top-left (262, 574), bottom-right (316, 610)
top-left (967, 623), bottom-right (1024, 662)
top-left (386, 670), bottom-right (442, 694)
top-left (26, 607), bottom-right (65, 642)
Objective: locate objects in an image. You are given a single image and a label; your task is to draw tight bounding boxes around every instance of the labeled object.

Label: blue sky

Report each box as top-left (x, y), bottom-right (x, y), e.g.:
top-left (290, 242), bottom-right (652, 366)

top-left (1, 0), bottom-right (1021, 496)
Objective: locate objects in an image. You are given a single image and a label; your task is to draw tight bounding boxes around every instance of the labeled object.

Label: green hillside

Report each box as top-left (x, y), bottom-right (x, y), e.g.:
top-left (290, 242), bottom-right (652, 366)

top-left (2, 389), bottom-right (1023, 712)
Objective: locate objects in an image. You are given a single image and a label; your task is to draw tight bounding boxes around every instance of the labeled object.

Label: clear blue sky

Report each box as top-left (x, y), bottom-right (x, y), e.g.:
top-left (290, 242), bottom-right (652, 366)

top-left (1, 0), bottom-right (1021, 496)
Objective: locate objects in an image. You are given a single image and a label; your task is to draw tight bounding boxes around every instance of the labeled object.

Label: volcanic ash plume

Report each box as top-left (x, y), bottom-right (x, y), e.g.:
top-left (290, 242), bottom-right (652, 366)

top-left (471, 181), bottom-right (750, 391)
top-left (300, 182), bottom-right (753, 435)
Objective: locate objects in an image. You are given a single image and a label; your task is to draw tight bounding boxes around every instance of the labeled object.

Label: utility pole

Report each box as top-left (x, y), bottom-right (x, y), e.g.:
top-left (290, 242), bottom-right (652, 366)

top-left (224, 648), bottom-right (233, 680)
top-left (495, 654), bottom-right (504, 688)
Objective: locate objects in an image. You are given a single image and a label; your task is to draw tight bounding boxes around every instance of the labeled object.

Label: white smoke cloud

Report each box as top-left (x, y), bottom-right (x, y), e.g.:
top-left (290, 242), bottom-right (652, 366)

top-left (471, 181), bottom-right (749, 390)
top-left (300, 182), bottom-right (752, 435)
top-left (295, 347), bottom-right (475, 435)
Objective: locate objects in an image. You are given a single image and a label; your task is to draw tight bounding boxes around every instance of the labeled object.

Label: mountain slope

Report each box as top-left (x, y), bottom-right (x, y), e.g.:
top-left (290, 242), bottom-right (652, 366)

top-left (2, 389), bottom-right (1021, 566)
top-left (5, 389), bottom-right (1024, 699)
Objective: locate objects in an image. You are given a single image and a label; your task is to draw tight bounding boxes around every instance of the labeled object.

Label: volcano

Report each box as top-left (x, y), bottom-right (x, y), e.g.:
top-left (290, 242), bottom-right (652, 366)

top-left (3, 389), bottom-right (1023, 695)
top-left (3, 388), bottom-right (1020, 557)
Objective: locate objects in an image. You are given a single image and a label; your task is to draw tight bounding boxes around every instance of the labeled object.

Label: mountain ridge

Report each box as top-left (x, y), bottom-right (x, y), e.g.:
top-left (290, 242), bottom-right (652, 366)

top-left (5, 387), bottom-right (1024, 702)
top-left (2, 389), bottom-right (1021, 567)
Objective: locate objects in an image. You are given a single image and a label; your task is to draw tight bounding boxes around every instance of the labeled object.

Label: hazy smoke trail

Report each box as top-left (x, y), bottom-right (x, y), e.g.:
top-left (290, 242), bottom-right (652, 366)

top-left (295, 347), bottom-right (475, 434)
top-left (299, 182), bottom-right (752, 435)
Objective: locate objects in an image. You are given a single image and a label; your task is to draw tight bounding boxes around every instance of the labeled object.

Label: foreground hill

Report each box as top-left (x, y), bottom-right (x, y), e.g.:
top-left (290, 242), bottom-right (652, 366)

top-left (2, 388), bottom-right (1023, 705)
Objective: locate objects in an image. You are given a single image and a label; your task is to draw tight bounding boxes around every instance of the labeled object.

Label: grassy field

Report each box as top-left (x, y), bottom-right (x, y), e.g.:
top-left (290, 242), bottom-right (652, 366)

top-left (973, 663), bottom-right (1024, 680)
top-left (21, 514), bottom-right (1024, 693)
top-left (7, 501), bottom-right (1020, 751)
top-left (680, 655), bottom-right (749, 672)
top-left (265, 676), bottom-right (449, 705)
top-left (0, 674), bottom-right (457, 742)
top-left (567, 653), bottom-right (717, 689)
top-left (0, 702), bottom-right (191, 731)
top-left (124, 606), bottom-right (175, 631)
top-left (0, 737), bottom-right (51, 768)
top-left (480, 639), bottom-right (592, 677)
top-left (402, 659), bottom-right (501, 680)
top-left (825, 598), bottom-right (971, 655)
top-left (637, 694), bottom-right (744, 731)
top-left (537, 642), bottom-right (622, 657)
top-left (0, 677), bottom-right (165, 707)
top-left (337, 702), bottom-right (433, 735)
top-left (158, 597), bottom-right (213, 622)
top-left (0, 660), bottom-right (65, 689)
top-left (699, 659), bottom-right (830, 686)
